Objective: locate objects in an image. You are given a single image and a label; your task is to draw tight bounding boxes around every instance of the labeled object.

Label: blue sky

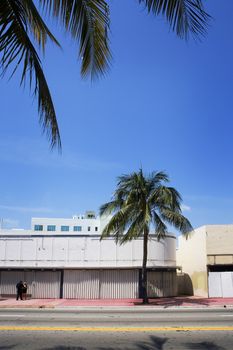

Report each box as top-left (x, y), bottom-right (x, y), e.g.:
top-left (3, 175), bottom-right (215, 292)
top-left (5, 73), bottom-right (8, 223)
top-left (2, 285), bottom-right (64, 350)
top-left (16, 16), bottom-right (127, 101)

top-left (1, 0), bottom-right (233, 231)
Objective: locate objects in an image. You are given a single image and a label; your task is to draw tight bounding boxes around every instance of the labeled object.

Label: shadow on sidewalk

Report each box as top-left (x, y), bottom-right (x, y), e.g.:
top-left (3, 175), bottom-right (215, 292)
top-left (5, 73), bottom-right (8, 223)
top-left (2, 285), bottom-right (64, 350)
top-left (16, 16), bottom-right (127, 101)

top-left (134, 297), bottom-right (213, 308)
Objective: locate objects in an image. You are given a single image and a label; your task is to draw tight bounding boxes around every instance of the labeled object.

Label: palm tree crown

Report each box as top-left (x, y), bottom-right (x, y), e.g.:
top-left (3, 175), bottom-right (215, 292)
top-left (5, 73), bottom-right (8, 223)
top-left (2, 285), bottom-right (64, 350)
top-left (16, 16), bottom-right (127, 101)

top-left (0, 1), bottom-right (209, 148)
top-left (100, 169), bottom-right (193, 241)
top-left (100, 169), bottom-right (193, 303)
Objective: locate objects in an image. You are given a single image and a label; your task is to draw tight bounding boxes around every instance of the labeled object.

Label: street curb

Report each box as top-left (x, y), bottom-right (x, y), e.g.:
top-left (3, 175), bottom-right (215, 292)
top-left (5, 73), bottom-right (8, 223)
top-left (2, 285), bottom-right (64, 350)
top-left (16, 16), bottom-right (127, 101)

top-left (0, 305), bottom-right (55, 309)
top-left (0, 305), bottom-right (233, 310)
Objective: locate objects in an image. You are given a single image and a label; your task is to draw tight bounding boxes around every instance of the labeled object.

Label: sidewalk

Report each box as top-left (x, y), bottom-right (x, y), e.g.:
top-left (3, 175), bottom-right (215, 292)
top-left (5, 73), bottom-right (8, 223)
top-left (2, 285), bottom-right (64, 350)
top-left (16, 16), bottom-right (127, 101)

top-left (1, 297), bottom-right (233, 309)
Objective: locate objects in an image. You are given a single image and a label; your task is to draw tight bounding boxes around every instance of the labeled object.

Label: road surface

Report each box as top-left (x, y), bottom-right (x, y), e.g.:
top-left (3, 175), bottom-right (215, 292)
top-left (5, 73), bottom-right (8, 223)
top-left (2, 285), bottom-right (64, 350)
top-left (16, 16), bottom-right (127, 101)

top-left (0, 308), bottom-right (232, 349)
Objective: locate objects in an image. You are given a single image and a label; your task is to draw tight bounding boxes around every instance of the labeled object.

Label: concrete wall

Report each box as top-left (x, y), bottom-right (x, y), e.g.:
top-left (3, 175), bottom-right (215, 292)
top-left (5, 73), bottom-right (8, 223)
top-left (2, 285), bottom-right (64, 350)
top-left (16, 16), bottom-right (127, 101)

top-left (206, 225), bottom-right (233, 265)
top-left (177, 226), bottom-right (208, 297)
top-left (0, 231), bottom-right (176, 269)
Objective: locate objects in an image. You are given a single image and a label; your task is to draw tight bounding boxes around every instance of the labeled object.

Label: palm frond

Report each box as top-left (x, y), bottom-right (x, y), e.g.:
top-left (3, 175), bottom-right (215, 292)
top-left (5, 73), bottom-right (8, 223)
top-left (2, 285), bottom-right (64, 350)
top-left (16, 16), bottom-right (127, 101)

top-left (139, 0), bottom-right (210, 39)
top-left (99, 199), bottom-right (122, 216)
top-left (152, 211), bottom-right (167, 240)
top-left (39, 0), bottom-right (111, 79)
top-left (0, 0), bottom-right (61, 149)
top-left (149, 171), bottom-right (169, 186)
top-left (150, 185), bottom-right (182, 211)
top-left (120, 210), bottom-right (147, 244)
top-left (21, 0), bottom-right (60, 51)
top-left (100, 206), bottom-right (131, 241)
top-left (101, 202), bottom-right (141, 239)
top-left (160, 207), bottom-right (193, 236)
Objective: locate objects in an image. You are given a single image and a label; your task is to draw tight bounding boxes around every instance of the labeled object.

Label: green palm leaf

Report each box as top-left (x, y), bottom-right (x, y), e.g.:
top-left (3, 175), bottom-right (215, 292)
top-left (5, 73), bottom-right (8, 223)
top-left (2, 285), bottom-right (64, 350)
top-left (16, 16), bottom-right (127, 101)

top-left (21, 0), bottom-right (60, 50)
top-left (0, 0), bottom-right (61, 149)
top-left (139, 0), bottom-right (210, 39)
top-left (39, 0), bottom-right (111, 79)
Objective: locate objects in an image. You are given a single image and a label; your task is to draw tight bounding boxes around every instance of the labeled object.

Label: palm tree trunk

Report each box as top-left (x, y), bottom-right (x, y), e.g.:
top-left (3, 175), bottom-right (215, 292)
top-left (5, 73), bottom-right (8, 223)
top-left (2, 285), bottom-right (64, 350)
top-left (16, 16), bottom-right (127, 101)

top-left (141, 227), bottom-right (149, 304)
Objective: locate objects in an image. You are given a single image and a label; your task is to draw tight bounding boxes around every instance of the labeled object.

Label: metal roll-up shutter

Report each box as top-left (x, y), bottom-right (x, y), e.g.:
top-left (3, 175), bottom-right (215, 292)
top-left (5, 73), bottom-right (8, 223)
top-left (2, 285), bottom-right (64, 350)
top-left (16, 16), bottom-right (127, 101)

top-left (147, 271), bottom-right (177, 297)
top-left (100, 269), bottom-right (139, 299)
top-left (163, 271), bottom-right (177, 297)
top-left (147, 271), bottom-right (163, 297)
top-left (0, 270), bottom-right (24, 296)
top-left (33, 271), bottom-right (61, 298)
top-left (63, 270), bottom-right (100, 299)
top-left (63, 270), bottom-right (78, 299)
top-left (23, 271), bottom-right (35, 298)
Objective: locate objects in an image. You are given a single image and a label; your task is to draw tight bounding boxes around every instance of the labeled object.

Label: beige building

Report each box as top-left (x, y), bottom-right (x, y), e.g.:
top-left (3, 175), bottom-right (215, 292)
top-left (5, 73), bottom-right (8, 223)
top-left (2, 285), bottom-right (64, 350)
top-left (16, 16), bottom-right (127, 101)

top-left (177, 225), bottom-right (233, 297)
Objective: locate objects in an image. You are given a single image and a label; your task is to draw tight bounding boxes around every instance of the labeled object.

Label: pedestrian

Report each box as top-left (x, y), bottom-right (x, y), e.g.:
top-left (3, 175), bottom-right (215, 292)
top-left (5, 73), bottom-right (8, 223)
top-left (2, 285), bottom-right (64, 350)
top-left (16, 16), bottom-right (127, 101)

top-left (22, 281), bottom-right (28, 300)
top-left (16, 280), bottom-right (23, 301)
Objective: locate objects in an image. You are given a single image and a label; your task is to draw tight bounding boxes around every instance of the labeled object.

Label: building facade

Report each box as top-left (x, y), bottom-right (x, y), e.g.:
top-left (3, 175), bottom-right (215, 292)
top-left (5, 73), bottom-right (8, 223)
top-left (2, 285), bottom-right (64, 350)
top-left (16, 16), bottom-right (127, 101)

top-left (0, 212), bottom-right (178, 299)
top-left (177, 225), bottom-right (233, 297)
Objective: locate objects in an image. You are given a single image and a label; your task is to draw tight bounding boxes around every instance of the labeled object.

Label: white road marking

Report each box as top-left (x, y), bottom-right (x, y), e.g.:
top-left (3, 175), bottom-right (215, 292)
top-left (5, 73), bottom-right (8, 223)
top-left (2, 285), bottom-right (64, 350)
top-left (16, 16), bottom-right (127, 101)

top-left (220, 314), bottom-right (233, 317)
top-left (0, 314), bottom-right (25, 317)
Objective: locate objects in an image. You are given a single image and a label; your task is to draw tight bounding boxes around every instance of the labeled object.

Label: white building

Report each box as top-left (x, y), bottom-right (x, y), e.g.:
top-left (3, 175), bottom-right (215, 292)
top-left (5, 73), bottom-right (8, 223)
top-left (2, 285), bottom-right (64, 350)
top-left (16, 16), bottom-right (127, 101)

top-left (0, 212), bottom-right (178, 299)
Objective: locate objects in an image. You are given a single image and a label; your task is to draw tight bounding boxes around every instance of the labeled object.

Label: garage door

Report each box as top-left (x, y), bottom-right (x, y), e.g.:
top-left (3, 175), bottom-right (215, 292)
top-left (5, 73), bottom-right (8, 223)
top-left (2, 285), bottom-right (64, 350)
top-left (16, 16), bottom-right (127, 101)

top-left (63, 269), bottom-right (139, 299)
top-left (63, 270), bottom-right (100, 299)
top-left (0, 271), bottom-right (25, 296)
top-left (100, 269), bottom-right (139, 299)
top-left (209, 272), bottom-right (233, 297)
top-left (147, 271), bottom-right (177, 297)
top-left (32, 271), bottom-right (61, 298)
top-left (0, 270), bottom-right (60, 298)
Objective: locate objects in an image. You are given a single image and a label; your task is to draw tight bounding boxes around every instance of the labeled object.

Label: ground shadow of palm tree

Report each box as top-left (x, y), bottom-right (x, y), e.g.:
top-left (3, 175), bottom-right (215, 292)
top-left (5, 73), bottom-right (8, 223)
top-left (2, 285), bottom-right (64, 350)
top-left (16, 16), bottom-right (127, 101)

top-left (185, 341), bottom-right (225, 350)
top-left (43, 347), bottom-right (86, 350)
top-left (98, 335), bottom-right (168, 350)
top-left (134, 297), bottom-right (210, 308)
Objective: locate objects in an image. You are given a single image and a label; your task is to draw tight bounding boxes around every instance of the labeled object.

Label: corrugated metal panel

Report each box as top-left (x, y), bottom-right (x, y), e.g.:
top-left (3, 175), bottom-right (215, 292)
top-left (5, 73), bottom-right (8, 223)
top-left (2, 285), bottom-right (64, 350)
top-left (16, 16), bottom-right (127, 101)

top-left (0, 270), bottom-right (60, 298)
top-left (23, 271), bottom-right (35, 297)
top-left (63, 270), bottom-right (99, 299)
top-left (172, 271), bottom-right (178, 296)
top-left (147, 271), bottom-right (177, 297)
top-left (76, 270), bottom-right (99, 299)
top-left (63, 270), bottom-right (78, 298)
top-left (147, 271), bottom-right (163, 297)
top-left (33, 271), bottom-right (61, 298)
top-left (162, 271), bottom-right (176, 297)
top-left (0, 271), bottom-right (24, 296)
top-left (100, 269), bottom-right (139, 299)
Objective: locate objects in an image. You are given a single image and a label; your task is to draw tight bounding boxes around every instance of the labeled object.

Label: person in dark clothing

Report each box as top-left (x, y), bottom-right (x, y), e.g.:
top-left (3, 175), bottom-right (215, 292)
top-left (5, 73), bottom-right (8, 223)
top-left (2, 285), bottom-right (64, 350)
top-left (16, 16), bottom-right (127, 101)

top-left (22, 281), bottom-right (28, 300)
top-left (16, 281), bottom-right (23, 300)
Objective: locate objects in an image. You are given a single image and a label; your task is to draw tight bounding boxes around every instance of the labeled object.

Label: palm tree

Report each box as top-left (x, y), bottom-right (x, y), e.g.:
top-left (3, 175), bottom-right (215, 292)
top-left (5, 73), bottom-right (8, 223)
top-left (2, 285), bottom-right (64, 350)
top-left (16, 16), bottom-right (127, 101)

top-left (100, 169), bottom-right (193, 304)
top-left (0, 1), bottom-right (209, 148)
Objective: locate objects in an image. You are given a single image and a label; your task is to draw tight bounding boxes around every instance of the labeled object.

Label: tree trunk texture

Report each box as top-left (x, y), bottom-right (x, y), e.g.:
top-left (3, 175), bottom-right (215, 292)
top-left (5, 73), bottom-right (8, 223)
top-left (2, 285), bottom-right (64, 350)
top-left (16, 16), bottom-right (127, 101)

top-left (141, 227), bottom-right (149, 304)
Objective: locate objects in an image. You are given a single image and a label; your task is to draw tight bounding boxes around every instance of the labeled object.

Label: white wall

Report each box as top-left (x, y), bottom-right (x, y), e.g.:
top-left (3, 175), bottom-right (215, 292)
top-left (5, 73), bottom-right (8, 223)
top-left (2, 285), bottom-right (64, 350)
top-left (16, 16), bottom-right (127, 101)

top-left (31, 217), bottom-right (100, 234)
top-left (0, 231), bottom-right (176, 268)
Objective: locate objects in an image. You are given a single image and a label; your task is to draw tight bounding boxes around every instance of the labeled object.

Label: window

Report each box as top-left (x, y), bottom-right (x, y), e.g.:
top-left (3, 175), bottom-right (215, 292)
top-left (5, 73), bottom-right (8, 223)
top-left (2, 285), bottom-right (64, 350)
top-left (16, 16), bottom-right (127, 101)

top-left (95, 227), bottom-right (98, 232)
top-left (34, 225), bottom-right (43, 231)
top-left (73, 226), bottom-right (82, 232)
top-left (61, 225), bottom-right (69, 232)
top-left (88, 226), bottom-right (91, 232)
top-left (47, 225), bottom-right (56, 231)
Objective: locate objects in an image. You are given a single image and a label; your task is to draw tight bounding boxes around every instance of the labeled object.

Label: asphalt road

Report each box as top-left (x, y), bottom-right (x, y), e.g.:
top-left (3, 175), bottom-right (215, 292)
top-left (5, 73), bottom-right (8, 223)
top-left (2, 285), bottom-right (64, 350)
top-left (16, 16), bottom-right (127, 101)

top-left (0, 308), bottom-right (232, 349)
